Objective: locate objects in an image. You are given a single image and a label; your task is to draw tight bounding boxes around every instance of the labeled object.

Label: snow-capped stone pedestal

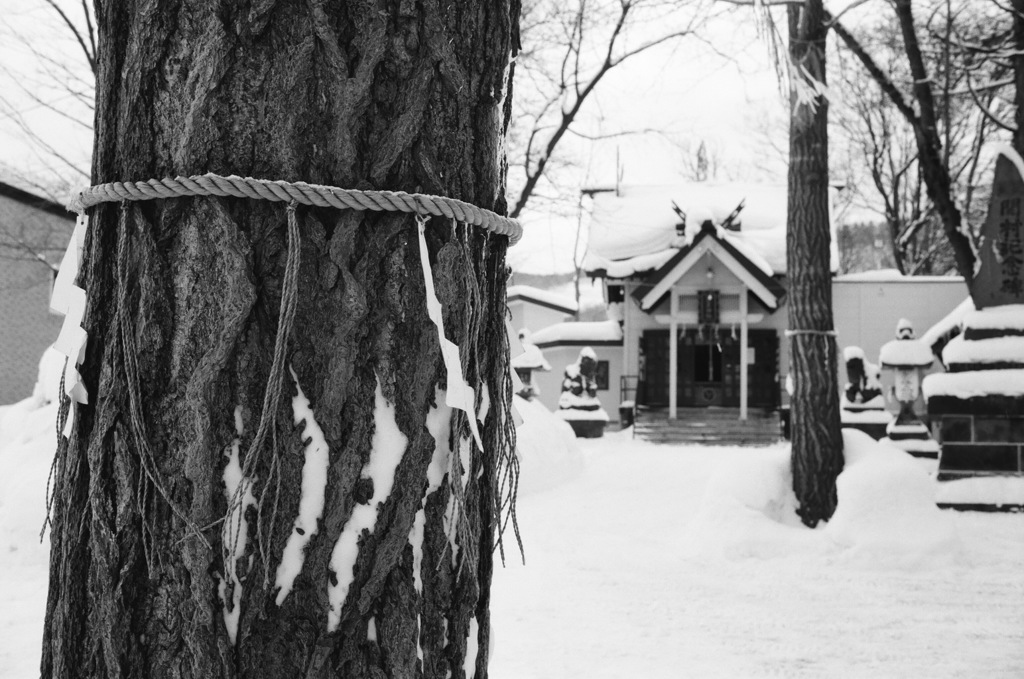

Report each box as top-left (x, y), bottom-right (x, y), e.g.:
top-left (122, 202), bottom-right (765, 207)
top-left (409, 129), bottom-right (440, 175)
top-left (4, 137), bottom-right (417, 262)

top-left (923, 144), bottom-right (1024, 511)
top-left (924, 306), bottom-right (1024, 506)
top-left (556, 347), bottom-right (609, 438)
top-left (878, 320), bottom-right (939, 459)
top-left (840, 346), bottom-right (889, 440)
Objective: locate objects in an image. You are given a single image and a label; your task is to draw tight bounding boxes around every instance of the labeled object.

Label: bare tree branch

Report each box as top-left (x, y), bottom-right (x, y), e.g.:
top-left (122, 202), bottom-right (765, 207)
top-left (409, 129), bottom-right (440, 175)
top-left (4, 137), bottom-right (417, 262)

top-left (42, 0), bottom-right (96, 74)
top-left (509, 0), bottom-right (714, 219)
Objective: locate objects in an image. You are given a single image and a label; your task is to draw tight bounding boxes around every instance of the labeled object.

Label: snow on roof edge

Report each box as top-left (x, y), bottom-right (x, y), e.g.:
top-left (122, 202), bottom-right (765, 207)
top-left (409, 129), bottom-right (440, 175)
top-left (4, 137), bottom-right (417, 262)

top-left (507, 285), bottom-right (579, 312)
top-left (530, 320), bottom-right (624, 346)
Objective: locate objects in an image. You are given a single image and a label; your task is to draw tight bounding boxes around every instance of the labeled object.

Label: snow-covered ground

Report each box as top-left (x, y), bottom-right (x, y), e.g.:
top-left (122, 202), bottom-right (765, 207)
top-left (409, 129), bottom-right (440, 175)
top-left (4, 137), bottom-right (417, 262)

top-left (0, 396), bottom-right (58, 679)
top-left (2, 388), bottom-right (1023, 677)
top-left (490, 430), bottom-right (1024, 678)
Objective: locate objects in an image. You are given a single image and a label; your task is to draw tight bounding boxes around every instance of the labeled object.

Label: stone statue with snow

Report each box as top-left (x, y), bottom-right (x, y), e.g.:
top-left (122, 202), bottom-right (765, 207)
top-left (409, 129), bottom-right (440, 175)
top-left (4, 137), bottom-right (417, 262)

top-left (842, 346), bottom-right (884, 409)
top-left (878, 319), bottom-right (939, 458)
top-left (557, 347), bottom-right (609, 438)
top-left (839, 345), bottom-right (890, 439)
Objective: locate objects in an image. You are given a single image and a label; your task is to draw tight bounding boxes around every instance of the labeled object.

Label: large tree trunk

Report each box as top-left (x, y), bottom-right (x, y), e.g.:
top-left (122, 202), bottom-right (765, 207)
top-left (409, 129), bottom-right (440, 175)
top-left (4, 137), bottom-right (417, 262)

top-left (42, 3), bottom-right (519, 678)
top-left (787, 2), bottom-right (843, 528)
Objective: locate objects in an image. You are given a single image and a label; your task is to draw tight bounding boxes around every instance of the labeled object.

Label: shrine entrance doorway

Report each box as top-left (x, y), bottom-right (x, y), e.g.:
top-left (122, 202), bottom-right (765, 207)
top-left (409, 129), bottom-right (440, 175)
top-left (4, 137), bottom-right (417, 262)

top-left (639, 327), bottom-right (778, 410)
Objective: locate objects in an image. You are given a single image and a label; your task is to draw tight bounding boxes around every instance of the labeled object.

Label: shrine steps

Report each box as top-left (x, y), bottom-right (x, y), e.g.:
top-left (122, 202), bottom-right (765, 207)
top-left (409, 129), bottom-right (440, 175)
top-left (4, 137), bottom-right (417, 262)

top-left (632, 407), bottom-right (782, 446)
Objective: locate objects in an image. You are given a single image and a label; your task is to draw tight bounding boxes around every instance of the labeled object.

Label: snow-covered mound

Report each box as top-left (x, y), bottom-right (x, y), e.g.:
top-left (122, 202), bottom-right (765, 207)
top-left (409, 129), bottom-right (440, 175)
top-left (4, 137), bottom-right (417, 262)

top-left (684, 430), bottom-right (961, 568)
top-left (31, 346), bottom-right (65, 408)
top-left (1, 347), bottom-right (65, 568)
top-left (826, 430), bottom-right (958, 568)
top-left (0, 396), bottom-right (58, 568)
top-left (514, 395), bottom-right (584, 496)
top-left (682, 445), bottom-right (818, 560)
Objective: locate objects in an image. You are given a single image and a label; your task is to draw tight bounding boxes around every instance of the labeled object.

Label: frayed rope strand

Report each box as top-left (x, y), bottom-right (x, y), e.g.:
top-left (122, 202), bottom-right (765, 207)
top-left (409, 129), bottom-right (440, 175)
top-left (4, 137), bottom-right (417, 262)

top-left (224, 201), bottom-right (301, 585)
top-left (40, 360), bottom-right (72, 541)
top-left (491, 254), bottom-right (522, 565)
top-left (116, 203), bottom-right (212, 551)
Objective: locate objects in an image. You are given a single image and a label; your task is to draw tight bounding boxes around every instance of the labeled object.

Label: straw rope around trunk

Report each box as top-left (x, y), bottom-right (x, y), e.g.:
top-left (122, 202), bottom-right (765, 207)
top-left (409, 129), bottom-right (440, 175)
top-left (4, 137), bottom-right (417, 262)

top-left (56, 174), bottom-right (523, 573)
top-left (67, 173), bottom-right (523, 244)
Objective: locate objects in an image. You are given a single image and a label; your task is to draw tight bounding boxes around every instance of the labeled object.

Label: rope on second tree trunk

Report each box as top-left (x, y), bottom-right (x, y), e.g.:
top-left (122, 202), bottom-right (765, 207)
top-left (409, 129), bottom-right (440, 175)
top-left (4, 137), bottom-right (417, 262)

top-left (785, 329), bottom-right (837, 337)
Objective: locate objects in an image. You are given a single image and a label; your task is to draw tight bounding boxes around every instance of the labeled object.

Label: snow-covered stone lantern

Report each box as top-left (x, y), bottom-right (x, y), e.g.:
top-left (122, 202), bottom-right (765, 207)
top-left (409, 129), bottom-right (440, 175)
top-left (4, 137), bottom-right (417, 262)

top-left (556, 347), bottom-right (609, 438)
top-left (878, 319), bottom-right (939, 458)
top-left (510, 329), bottom-right (551, 401)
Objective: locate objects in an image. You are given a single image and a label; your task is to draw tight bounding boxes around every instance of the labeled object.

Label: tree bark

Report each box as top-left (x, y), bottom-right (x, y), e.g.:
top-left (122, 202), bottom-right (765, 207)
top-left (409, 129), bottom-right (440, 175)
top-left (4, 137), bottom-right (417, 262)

top-left (1013, 0), bottom-right (1024, 153)
top-left (787, 2), bottom-right (843, 528)
top-left (42, 2), bottom-right (519, 678)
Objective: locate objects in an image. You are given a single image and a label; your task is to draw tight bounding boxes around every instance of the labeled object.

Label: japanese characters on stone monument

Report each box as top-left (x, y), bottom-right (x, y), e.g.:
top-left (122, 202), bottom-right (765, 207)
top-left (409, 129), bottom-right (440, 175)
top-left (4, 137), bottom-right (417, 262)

top-left (973, 147), bottom-right (1024, 308)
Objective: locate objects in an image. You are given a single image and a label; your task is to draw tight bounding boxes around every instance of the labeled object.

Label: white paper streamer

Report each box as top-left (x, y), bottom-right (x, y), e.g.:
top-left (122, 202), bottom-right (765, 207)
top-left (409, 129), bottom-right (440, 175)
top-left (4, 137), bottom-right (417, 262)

top-left (51, 213), bottom-right (91, 435)
top-left (417, 217), bottom-right (483, 450)
top-left (50, 214), bottom-right (87, 314)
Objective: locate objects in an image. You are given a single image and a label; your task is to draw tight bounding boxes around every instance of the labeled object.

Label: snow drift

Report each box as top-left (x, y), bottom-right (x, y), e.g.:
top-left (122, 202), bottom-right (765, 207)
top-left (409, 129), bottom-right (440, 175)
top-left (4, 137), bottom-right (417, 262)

top-left (684, 429), bottom-right (962, 568)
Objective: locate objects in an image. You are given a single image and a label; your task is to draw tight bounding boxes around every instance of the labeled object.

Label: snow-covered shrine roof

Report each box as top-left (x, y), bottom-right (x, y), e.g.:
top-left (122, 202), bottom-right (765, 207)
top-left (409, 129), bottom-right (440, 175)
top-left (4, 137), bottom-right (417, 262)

top-left (529, 320), bottom-right (624, 349)
top-left (507, 285), bottom-right (578, 314)
top-left (583, 182), bottom-right (840, 277)
top-left (634, 222), bottom-right (787, 312)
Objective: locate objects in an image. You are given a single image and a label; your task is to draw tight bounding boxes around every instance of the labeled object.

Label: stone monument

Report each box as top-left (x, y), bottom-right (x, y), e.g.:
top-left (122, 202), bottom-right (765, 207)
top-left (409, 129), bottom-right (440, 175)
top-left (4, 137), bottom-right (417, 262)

top-left (924, 144), bottom-right (1024, 510)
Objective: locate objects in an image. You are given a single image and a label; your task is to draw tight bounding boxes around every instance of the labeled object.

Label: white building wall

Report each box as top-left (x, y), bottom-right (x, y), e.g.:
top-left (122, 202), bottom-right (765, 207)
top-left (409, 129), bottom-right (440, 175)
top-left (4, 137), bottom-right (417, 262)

top-left (509, 299), bottom-right (574, 335)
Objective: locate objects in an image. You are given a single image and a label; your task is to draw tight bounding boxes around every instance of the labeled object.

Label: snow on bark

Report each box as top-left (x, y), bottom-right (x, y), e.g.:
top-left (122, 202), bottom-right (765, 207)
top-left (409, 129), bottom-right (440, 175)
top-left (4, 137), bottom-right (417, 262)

top-left (326, 378), bottom-right (409, 632)
top-left (219, 406), bottom-right (255, 645)
top-left (464, 616), bottom-right (479, 679)
top-left (410, 392), bottom-right (452, 595)
top-left (274, 368), bottom-right (330, 605)
top-left (410, 392), bottom-right (452, 661)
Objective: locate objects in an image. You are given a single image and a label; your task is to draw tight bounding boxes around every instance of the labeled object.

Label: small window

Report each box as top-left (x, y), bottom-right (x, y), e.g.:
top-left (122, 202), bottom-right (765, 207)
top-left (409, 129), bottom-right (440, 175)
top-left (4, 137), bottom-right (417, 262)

top-left (595, 360), bottom-right (610, 390)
